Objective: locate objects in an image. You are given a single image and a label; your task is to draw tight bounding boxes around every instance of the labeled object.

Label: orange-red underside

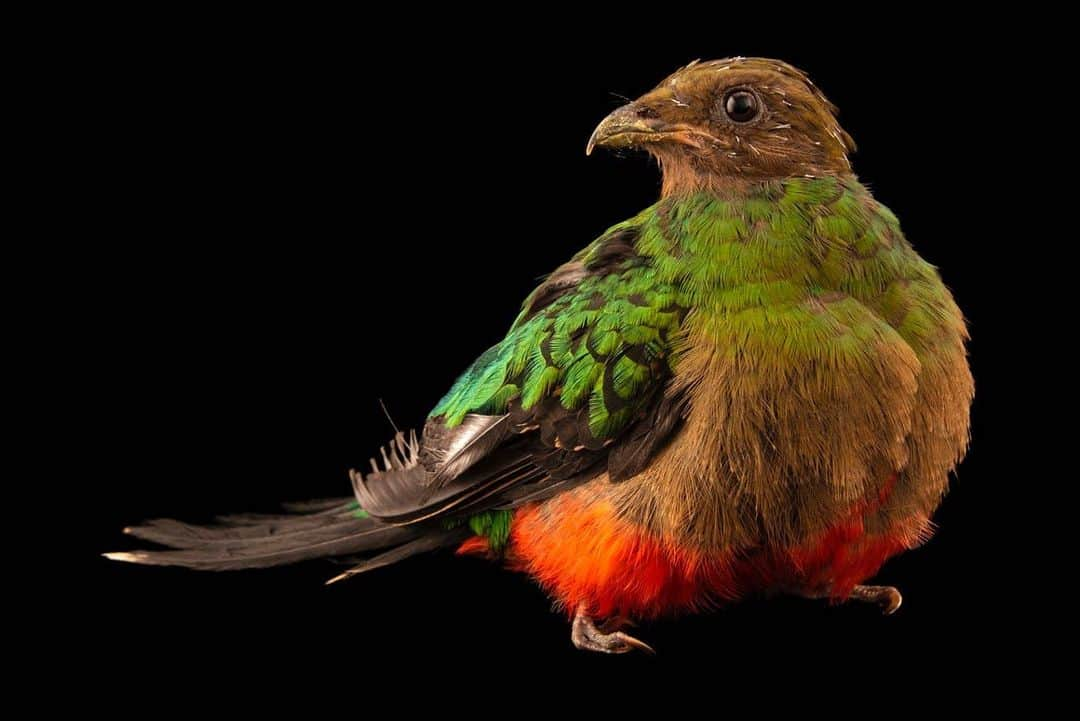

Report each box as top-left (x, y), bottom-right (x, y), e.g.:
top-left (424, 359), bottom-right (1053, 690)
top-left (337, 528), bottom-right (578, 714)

top-left (458, 474), bottom-right (931, 619)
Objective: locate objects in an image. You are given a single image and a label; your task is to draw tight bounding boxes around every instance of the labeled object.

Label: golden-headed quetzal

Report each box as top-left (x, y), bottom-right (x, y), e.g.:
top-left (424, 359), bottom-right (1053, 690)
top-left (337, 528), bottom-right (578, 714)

top-left (107, 58), bottom-right (973, 654)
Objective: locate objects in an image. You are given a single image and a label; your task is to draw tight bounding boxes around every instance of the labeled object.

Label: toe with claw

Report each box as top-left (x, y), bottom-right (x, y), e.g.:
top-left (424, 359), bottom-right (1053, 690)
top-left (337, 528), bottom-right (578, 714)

top-left (571, 604), bottom-right (655, 655)
top-left (849, 584), bottom-right (903, 615)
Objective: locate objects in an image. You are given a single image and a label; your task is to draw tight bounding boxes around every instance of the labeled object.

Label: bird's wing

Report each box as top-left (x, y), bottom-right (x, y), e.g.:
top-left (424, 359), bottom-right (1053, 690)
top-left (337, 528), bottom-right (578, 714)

top-left (352, 221), bottom-right (688, 525)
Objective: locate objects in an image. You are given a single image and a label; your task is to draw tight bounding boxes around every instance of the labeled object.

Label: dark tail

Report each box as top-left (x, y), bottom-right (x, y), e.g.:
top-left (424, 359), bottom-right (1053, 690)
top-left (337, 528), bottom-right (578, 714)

top-left (104, 497), bottom-right (469, 583)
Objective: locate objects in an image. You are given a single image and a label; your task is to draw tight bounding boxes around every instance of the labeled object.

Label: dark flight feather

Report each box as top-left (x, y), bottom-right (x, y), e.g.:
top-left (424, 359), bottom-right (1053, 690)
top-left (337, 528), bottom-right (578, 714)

top-left (607, 390), bottom-right (688, 481)
top-left (426, 413), bottom-right (514, 486)
top-left (352, 435), bottom-right (543, 523)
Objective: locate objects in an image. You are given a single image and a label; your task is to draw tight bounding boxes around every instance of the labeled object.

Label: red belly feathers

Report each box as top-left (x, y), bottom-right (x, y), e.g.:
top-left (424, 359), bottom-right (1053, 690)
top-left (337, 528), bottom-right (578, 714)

top-left (459, 474), bottom-right (931, 618)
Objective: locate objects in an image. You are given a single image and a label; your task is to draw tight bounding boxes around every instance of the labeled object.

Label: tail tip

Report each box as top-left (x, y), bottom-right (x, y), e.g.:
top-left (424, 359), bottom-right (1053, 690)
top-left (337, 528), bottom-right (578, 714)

top-left (103, 551), bottom-right (147, 564)
top-left (325, 571), bottom-right (353, 586)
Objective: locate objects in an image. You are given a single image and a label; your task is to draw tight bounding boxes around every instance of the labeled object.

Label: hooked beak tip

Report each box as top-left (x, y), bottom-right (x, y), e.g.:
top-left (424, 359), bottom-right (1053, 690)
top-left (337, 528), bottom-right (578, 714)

top-left (586, 104), bottom-right (664, 157)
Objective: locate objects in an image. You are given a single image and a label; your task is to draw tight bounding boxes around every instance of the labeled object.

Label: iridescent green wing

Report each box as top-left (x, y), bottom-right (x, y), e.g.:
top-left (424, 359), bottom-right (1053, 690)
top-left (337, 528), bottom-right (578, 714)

top-left (353, 214), bottom-right (687, 526)
top-left (433, 224), bottom-right (684, 444)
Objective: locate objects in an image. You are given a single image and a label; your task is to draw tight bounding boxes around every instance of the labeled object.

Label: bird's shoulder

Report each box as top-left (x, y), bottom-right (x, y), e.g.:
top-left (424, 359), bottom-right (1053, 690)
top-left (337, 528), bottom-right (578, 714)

top-left (431, 213), bottom-right (686, 441)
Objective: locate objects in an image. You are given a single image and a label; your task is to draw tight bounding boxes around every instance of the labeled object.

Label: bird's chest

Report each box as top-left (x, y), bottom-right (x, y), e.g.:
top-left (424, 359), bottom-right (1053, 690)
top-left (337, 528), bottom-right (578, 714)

top-left (609, 299), bottom-right (922, 550)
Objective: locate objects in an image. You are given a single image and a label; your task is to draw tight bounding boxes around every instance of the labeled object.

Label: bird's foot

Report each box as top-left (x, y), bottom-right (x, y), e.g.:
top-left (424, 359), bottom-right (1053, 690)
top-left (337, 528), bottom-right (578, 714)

top-left (571, 604), bottom-right (654, 655)
top-left (849, 584), bottom-right (903, 615)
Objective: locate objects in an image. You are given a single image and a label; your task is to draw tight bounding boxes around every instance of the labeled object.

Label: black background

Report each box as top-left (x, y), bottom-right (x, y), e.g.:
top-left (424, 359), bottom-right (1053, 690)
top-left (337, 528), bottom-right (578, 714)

top-left (64, 15), bottom-right (1021, 692)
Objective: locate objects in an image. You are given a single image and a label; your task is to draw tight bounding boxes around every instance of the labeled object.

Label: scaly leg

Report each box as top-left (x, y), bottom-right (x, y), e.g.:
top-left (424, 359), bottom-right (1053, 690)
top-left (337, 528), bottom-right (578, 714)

top-left (849, 584), bottom-right (903, 614)
top-left (571, 604), bottom-right (655, 655)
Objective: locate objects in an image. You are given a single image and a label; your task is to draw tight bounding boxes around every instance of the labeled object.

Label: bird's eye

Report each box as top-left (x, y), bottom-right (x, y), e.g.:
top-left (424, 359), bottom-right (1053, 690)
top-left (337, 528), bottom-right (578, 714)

top-left (723, 90), bottom-right (759, 123)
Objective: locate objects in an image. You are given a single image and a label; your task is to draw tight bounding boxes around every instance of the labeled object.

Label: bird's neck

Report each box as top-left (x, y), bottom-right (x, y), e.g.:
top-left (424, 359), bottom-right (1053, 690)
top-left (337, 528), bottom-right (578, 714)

top-left (657, 152), bottom-right (849, 198)
top-left (657, 154), bottom-right (740, 198)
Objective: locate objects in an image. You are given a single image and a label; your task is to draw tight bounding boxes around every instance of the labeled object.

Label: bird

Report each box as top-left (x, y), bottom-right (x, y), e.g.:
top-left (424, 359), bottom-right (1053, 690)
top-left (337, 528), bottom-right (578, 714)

top-left (106, 57), bottom-right (973, 654)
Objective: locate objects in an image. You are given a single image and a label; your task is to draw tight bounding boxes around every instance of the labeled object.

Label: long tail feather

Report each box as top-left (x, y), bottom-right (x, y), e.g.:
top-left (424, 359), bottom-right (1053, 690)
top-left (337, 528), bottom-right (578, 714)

top-left (124, 516), bottom-right (381, 551)
top-left (126, 503), bottom-right (359, 545)
top-left (214, 499), bottom-right (351, 525)
top-left (280, 497), bottom-right (353, 513)
top-left (325, 528), bottom-right (471, 585)
top-left (105, 498), bottom-right (435, 572)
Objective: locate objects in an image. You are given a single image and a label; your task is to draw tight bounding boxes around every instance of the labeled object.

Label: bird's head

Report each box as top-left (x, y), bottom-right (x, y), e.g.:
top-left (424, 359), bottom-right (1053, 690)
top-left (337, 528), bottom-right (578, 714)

top-left (587, 57), bottom-right (855, 195)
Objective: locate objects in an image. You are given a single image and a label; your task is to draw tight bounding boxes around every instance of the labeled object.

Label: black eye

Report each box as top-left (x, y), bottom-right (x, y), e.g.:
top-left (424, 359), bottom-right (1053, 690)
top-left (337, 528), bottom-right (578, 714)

top-left (723, 90), bottom-right (759, 123)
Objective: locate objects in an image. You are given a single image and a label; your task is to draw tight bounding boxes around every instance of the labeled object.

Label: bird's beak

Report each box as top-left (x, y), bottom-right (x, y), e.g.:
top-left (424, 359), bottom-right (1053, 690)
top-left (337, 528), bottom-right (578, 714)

top-left (586, 104), bottom-right (670, 156)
